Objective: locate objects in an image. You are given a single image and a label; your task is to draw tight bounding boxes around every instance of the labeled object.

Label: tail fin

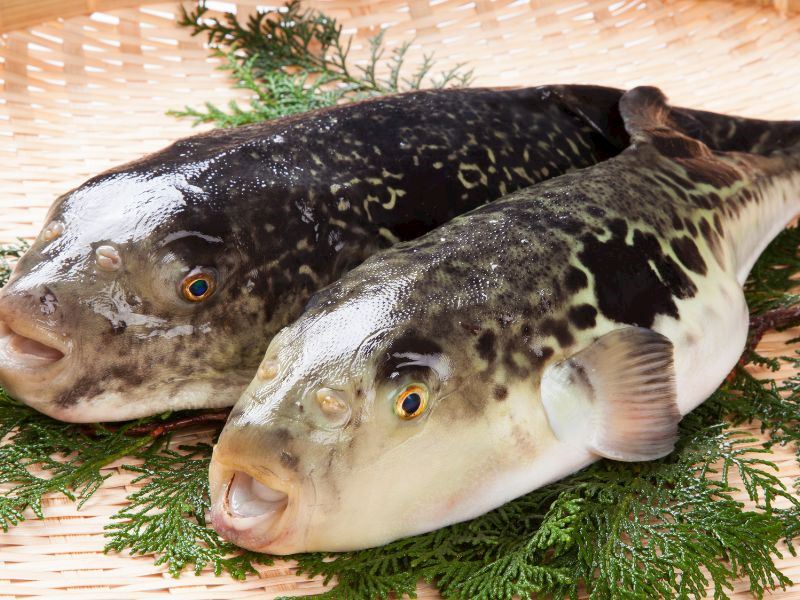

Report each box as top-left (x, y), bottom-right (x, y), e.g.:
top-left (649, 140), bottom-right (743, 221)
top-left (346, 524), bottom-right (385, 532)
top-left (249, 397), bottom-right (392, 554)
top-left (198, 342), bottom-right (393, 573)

top-left (670, 106), bottom-right (800, 156)
top-left (548, 83), bottom-right (800, 159)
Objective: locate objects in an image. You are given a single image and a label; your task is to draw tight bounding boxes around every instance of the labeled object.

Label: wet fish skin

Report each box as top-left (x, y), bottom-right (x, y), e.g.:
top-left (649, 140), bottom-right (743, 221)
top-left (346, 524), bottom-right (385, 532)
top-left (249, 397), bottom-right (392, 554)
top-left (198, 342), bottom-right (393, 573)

top-left (3, 85), bottom-right (799, 423)
top-left (0, 85), bottom-right (637, 422)
top-left (210, 87), bottom-right (800, 554)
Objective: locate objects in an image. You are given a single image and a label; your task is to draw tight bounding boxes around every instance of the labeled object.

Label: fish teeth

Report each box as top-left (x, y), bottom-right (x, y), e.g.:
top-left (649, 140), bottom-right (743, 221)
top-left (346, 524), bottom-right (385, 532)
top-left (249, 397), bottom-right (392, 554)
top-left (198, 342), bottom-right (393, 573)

top-left (228, 473), bottom-right (286, 518)
top-left (251, 478), bottom-right (288, 503)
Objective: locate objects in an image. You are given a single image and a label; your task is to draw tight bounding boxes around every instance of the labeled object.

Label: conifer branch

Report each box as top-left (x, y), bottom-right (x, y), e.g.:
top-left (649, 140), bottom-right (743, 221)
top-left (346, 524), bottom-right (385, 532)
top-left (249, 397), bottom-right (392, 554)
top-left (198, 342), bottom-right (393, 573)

top-left (170, 1), bottom-right (474, 128)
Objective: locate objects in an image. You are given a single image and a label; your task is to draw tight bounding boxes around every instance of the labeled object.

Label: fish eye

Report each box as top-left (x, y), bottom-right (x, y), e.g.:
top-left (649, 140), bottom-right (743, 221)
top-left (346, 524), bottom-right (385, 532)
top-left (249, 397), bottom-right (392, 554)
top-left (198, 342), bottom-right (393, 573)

top-left (180, 268), bottom-right (217, 302)
top-left (394, 384), bottom-right (428, 420)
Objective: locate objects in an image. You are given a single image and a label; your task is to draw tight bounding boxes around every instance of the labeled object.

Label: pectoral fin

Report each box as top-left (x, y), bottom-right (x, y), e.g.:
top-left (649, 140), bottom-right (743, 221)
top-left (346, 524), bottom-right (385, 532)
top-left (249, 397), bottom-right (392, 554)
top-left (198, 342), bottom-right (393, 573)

top-left (540, 326), bottom-right (680, 462)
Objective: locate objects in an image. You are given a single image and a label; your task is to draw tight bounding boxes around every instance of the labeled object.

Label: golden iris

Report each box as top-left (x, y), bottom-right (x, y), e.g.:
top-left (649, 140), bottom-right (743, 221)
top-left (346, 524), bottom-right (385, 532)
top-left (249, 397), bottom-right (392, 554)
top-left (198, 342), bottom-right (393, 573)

top-left (181, 270), bottom-right (216, 302)
top-left (394, 384), bottom-right (428, 419)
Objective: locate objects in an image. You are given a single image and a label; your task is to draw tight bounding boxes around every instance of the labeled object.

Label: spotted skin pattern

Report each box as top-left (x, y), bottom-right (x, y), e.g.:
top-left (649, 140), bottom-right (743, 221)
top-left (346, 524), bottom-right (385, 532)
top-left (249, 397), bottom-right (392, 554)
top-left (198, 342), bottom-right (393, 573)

top-left (213, 87), bottom-right (800, 554)
top-left (0, 86), bottom-right (643, 422)
top-left (4, 85), bottom-right (800, 422)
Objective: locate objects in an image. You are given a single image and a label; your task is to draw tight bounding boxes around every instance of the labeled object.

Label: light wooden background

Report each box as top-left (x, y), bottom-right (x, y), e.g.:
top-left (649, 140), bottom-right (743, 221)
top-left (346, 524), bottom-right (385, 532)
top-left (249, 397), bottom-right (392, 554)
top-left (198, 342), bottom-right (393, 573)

top-left (0, 0), bottom-right (799, 597)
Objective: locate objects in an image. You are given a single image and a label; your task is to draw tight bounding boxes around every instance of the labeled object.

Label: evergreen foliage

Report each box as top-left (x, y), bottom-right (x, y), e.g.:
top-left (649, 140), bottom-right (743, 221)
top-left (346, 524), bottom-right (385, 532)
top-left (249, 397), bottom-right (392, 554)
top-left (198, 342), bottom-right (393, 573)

top-left (104, 442), bottom-right (273, 578)
top-left (0, 387), bottom-right (154, 530)
top-left (169, 0), bottom-right (473, 127)
top-left (0, 239), bottom-right (27, 287)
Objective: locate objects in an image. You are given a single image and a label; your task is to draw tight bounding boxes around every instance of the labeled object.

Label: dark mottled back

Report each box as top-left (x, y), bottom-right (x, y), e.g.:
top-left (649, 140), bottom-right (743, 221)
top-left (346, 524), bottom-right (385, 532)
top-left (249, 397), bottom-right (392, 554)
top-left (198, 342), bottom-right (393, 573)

top-left (0, 86), bottom-right (631, 421)
top-left (254, 87), bottom-right (800, 452)
top-left (7, 84), bottom-right (800, 421)
top-left (317, 129), bottom-right (793, 364)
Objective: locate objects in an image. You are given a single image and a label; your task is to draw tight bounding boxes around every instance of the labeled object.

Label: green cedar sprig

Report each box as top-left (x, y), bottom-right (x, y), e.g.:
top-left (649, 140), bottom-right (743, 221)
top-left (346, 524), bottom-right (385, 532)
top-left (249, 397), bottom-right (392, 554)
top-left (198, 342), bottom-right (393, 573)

top-left (0, 389), bottom-right (156, 530)
top-left (0, 239), bottom-right (28, 288)
top-left (178, 0), bottom-right (346, 79)
top-left (104, 442), bottom-right (273, 578)
top-left (169, 0), bottom-right (473, 127)
top-left (169, 54), bottom-right (343, 128)
top-left (744, 222), bottom-right (800, 315)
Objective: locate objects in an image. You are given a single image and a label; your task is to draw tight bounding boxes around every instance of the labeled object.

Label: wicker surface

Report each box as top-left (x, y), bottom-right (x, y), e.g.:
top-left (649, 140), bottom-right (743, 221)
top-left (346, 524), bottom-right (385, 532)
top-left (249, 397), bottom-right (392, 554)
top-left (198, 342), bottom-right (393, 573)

top-left (1, 0), bottom-right (800, 597)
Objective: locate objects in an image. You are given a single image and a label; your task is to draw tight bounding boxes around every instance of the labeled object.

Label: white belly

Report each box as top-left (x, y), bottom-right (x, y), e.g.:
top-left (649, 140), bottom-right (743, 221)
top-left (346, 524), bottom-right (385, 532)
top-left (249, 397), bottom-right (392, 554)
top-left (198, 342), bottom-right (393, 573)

top-left (652, 272), bottom-right (748, 416)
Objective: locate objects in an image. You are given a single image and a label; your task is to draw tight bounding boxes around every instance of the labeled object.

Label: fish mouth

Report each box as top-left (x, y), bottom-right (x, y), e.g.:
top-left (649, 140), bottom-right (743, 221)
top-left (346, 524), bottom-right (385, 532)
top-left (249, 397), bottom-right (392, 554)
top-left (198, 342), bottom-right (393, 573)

top-left (209, 458), bottom-right (299, 554)
top-left (0, 318), bottom-right (67, 369)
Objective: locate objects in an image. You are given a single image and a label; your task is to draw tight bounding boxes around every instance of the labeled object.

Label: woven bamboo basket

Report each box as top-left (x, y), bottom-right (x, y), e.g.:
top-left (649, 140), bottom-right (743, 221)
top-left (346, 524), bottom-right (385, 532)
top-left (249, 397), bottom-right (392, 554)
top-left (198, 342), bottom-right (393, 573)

top-left (1, 0), bottom-right (800, 597)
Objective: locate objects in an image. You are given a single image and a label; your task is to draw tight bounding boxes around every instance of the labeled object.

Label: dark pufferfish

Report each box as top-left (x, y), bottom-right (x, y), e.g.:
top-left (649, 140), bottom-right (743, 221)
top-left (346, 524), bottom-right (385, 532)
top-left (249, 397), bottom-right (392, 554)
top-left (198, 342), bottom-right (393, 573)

top-left (0, 85), bottom-right (795, 422)
top-left (210, 87), bottom-right (800, 554)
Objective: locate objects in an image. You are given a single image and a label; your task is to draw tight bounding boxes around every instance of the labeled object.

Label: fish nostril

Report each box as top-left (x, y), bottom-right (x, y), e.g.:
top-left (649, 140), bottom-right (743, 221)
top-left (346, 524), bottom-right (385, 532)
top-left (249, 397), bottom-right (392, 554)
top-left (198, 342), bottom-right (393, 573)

top-left (42, 220), bottom-right (64, 242)
top-left (257, 359), bottom-right (279, 380)
top-left (315, 387), bottom-right (349, 416)
top-left (96, 245), bottom-right (122, 271)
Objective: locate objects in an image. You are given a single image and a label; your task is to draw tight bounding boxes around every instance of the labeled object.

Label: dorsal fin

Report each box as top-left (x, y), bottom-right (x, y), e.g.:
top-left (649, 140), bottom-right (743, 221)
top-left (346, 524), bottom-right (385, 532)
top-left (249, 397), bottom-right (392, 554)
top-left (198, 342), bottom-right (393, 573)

top-left (619, 86), bottom-right (712, 159)
top-left (619, 86), bottom-right (670, 141)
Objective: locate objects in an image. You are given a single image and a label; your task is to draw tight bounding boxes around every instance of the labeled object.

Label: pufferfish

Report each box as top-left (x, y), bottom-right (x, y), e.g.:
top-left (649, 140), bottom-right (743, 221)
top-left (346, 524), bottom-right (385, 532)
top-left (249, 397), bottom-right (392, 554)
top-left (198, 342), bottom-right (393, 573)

top-left (209, 86), bottom-right (800, 554)
top-left (1, 85), bottom-right (780, 423)
top-left (0, 85), bottom-right (638, 422)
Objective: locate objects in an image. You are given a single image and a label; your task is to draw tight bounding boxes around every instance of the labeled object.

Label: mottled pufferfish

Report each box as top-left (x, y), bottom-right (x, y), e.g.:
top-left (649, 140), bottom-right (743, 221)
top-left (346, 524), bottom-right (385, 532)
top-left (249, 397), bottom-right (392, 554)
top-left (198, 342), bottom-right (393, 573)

top-left (0, 85), bottom-right (778, 423)
top-left (0, 85), bottom-right (631, 422)
top-left (210, 86), bottom-right (800, 554)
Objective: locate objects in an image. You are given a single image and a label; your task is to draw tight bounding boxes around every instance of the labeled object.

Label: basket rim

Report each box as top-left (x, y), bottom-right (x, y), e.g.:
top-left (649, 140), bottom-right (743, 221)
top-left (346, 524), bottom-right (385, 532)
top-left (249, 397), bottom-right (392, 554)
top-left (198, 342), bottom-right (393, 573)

top-left (1, 0), bottom-right (792, 37)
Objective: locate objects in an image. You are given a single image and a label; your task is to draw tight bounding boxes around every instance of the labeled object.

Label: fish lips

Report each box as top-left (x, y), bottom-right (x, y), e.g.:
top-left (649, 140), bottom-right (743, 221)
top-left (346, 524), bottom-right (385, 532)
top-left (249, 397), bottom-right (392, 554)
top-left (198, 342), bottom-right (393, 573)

top-left (0, 311), bottom-right (71, 395)
top-left (0, 297), bottom-right (73, 418)
top-left (208, 450), bottom-right (306, 554)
